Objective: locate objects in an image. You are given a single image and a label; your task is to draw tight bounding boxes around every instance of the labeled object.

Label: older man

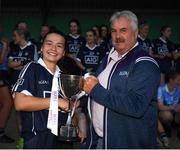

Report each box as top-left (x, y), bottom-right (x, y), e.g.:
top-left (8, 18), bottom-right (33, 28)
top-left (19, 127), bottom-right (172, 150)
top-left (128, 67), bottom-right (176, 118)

top-left (83, 10), bottom-right (160, 148)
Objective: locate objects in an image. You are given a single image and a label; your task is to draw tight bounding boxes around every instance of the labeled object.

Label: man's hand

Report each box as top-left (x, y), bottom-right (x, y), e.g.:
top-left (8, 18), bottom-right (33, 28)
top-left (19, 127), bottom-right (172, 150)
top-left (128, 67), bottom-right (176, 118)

top-left (83, 76), bottom-right (99, 94)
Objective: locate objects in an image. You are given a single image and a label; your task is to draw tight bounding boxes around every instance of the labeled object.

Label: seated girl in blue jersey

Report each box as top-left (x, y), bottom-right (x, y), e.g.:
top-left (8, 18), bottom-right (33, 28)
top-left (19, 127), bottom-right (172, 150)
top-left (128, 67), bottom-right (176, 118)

top-left (13, 30), bottom-right (70, 149)
top-left (158, 71), bottom-right (180, 139)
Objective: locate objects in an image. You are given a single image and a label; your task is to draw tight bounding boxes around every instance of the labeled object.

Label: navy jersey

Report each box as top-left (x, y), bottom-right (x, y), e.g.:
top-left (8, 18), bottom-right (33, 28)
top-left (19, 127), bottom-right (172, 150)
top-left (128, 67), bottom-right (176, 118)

top-left (152, 38), bottom-right (174, 73)
top-left (65, 34), bottom-right (86, 56)
top-left (13, 58), bottom-right (67, 133)
top-left (8, 41), bottom-right (38, 85)
top-left (137, 35), bottom-right (152, 53)
top-left (8, 41), bottom-right (38, 63)
top-left (98, 40), bottom-right (110, 55)
top-left (77, 44), bottom-right (106, 73)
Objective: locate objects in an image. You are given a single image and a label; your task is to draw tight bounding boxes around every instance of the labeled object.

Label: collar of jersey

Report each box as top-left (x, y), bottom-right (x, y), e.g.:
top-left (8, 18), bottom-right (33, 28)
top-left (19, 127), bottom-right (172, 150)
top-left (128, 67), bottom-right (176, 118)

top-left (165, 84), bottom-right (176, 95)
top-left (138, 34), bottom-right (146, 41)
top-left (37, 58), bottom-right (61, 75)
top-left (69, 33), bottom-right (80, 39)
top-left (20, 41), bottom-right (32, 50)
top-left (85, 44), bottom-right (97, 50)
top-left (159, 37), bottom-right (167, 43)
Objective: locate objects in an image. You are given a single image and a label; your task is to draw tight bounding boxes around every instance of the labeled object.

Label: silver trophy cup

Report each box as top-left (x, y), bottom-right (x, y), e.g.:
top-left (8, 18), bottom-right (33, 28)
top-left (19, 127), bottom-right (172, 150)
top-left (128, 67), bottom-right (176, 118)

top-left (58, 74), bottom-right (86, 142)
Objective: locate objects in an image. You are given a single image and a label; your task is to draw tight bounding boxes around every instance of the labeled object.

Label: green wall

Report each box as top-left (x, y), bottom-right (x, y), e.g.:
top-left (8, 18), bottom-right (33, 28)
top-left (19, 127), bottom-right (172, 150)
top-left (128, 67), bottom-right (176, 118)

top-left (2, 15), bottom-right (42, 41)
top-left (138, 13), bottom-right (180, 43)
top-left (1, 13), bottom-right (180, 43)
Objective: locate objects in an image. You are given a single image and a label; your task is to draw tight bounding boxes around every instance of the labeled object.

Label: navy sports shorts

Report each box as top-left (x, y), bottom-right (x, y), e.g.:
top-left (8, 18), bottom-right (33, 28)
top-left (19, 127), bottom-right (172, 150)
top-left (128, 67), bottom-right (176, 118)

top-left (23, 130), bottom-right (57, 149)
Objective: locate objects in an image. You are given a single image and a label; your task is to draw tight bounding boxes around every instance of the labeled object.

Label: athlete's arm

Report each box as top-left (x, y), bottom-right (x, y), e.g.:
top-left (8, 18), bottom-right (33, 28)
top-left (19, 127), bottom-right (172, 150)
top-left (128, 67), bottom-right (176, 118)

top-left (14, 92), bottom-right (69, 112)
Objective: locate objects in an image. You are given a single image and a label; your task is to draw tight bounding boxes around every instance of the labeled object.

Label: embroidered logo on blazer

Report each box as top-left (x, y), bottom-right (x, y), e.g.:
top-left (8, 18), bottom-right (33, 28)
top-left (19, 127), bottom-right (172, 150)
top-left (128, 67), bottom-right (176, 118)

top-left (119, 71), bottom-right (129, 77)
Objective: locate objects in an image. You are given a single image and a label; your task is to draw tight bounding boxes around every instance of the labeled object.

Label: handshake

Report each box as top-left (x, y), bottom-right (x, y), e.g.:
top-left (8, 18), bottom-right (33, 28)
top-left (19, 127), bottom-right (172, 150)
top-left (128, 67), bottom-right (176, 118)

top-left (82, 73), bottom-right (99, 94)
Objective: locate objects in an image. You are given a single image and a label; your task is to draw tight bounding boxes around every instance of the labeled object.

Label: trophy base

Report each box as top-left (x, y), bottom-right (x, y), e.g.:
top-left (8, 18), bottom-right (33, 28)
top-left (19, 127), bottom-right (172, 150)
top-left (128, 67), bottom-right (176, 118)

top-left (58, 125), bottom-right (80, 142)
top-left (58, 136), bottom-right (80, 142)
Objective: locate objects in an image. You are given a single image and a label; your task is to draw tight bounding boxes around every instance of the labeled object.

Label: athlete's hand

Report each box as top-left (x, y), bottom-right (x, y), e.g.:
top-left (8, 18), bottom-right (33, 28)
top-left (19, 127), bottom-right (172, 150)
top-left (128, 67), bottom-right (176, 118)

top-left (58, 98), bottom-right (69, 112)
top-left (79, 130), bottom-right (87, 143)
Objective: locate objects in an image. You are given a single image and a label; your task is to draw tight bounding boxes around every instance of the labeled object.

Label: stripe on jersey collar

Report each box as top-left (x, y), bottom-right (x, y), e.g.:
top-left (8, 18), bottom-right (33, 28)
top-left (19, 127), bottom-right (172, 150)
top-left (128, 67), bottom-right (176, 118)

top-left (85, 44), bottom-right (98, 50)
top-left (20, 41), bottom-right (32, 50)
top-left (159, 37), bottom-right (167, 43)
top-left (69, 33), bottom-right (80, 39)
top-left (37, 58), bottom-right (61, 75)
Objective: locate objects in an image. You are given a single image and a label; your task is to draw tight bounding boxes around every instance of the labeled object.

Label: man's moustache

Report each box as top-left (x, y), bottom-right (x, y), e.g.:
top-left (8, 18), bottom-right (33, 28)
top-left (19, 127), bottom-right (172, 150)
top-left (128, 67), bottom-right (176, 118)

top-left (115, 38), bottom-right (124, 43)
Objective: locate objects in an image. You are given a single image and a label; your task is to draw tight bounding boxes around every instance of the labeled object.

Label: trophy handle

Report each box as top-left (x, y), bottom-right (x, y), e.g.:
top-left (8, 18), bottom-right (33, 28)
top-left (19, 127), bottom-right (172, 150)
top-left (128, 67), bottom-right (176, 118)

top-left (70, 91), bottom-right (86, 118)
top-left (66, 112), bottom-right (72, 125)
top-left (66, 90), bottom-right (86, 125)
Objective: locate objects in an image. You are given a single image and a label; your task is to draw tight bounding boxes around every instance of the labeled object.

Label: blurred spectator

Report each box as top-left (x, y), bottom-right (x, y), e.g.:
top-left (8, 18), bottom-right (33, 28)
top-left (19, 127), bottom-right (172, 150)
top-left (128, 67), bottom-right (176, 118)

top-left (37, 24), bottom-right (50, 55)
top-left (76, 29), bottom-right (106, 74)
top-left (137, 21), bottom-right (153, 54)
top-left (151, 26), bottom-right (175, 84)
top-left (172, 42), bottom-right (180, 72)
top-left (65, 19), bottom-right (86, 60)
top-left (100, 24), bottom-right (112, 52)
top-left (100, 24), bottom-right (109, 42)
top-left (10, 21), bottom-right (38, 54)
top-left (0, 24), bottom-right (14, 143)
top-left (8, 28), bottom-right (38, 87)
top-left (158, 71), bottom-right (180, 140)
top-left (92, 25), bottom-right (109, 56)
top-left (92, 25), bottom-right (102, 45)
top-left (15, 21), bottom-right (28, 30)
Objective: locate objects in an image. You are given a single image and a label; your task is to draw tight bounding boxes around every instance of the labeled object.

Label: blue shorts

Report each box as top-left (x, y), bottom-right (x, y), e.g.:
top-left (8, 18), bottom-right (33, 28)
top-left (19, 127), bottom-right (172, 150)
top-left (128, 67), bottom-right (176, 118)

top-left (23, 130), bottom-right (56, 149)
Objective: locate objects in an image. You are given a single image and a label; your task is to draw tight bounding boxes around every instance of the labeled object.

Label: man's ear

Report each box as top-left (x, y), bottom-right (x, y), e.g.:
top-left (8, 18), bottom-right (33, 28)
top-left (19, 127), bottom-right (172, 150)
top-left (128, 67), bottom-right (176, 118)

top-left (135, 29), bottom-right (138, 38)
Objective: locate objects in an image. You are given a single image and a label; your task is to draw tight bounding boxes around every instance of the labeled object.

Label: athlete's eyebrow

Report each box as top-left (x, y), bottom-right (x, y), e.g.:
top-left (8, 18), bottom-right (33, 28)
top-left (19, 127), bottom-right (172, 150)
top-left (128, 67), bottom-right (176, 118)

top-left (45, 40), bottom-right (53, 43)
top-left (45, 40), bottom-right (64, 45)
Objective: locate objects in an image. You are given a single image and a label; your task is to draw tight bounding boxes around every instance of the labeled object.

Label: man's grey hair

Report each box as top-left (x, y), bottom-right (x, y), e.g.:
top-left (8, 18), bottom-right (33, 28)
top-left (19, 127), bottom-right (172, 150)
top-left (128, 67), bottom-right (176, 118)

top-left (110, 10), bottom-right (138, 31)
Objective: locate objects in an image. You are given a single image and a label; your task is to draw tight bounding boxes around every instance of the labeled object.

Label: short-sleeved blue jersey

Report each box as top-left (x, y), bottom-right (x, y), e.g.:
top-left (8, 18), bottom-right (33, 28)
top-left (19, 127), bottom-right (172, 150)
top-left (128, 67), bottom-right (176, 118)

top-left (158, 84), bottom-right (180, 105)
top-left (13, 58), bottom-right (67, 133)
top-left (152, 38), bottom-right (174, 73)
top-left (77, 44), bottom-right (106, 73)
top-left (8, 41), bottom-right (38, 63)
top-left (137, 36), bottom-right (152, 53)
top-left (8, 41), bottom-right (38, 85)
top-left (65, 34), bottom-right (86, 55)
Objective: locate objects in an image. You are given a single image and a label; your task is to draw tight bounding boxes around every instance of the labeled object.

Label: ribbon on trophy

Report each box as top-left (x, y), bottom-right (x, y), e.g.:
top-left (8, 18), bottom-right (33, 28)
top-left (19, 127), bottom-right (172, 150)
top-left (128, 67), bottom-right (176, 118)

top-left (47, 70), bottom-right (59, 136)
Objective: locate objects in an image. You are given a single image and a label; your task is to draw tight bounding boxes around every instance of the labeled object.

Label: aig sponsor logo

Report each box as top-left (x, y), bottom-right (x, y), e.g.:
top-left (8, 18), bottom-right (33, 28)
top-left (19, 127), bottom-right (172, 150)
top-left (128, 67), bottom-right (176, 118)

top-left (38, 80), bottom-right (49, 85)
top-left (85, 55), bottom-right (98, 64)
top-left (119, 71), bottom-right (129, 77)
top-left (69, 44), bottom-right (80, 52)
